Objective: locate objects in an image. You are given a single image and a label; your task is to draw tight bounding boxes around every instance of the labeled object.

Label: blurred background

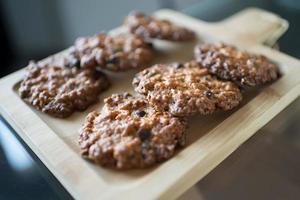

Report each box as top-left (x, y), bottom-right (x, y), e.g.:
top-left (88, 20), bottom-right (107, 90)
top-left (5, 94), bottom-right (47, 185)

top-left (1, 0), bottom-right (300, 78)
top-left (0, 0), bottom-right (300, 199)
top-left (0, 0), bottom-right (199, 77)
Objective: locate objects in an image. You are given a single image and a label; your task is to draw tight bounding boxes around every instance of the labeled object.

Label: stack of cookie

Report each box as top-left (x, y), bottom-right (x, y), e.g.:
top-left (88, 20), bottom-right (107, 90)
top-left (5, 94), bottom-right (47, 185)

top-left (18, 11), bottom-right (280, 169)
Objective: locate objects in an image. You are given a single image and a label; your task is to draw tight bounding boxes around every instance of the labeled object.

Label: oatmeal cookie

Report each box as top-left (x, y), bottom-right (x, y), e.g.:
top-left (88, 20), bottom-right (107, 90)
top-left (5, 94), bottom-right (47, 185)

top-left (67, 32), bottom-right (154, 71)
top-left (19, 61), bottom-right (110, 118)
top-left (194, 43), bottom-right (279, 87)
top-left (133, 61), bottom-right (242, 116)
top-left (79, 93), bottom-right (187, 169)
top-left (124, 11), bottom-right (195, 41)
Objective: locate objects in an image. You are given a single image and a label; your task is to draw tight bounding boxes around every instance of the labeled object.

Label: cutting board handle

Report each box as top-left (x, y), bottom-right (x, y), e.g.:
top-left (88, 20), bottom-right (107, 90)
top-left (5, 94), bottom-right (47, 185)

top-left (220, 8), bottom-right (288, 46)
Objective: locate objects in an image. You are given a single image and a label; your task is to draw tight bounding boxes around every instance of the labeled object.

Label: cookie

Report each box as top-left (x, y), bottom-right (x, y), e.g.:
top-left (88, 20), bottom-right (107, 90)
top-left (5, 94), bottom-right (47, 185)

top-left (79, 93), bottom-right (187, 169)
top-left (194, 43), bottom-right (279, 87)
top-left (19, 61), bottom-right (110, 118)
top-left (133, 61), bottom-right (242, 116)
top-left (124, 11), bottom-right (195, 41)
top-left (67, 32), bottom-right (154, 71)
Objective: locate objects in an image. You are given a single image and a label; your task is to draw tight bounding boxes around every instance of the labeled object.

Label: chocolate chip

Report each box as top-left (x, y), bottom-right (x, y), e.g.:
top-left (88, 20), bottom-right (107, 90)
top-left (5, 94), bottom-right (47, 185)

top-left (137, 128), bottom-right (151, 141)
top-left (204, 90), bottom-right (213, 98)
top-left (68, 58), bottom-right (80, 68)
top-left (145, 42), bottom-right (153, 48)
top-left (135, 110), bottom-right (146, 117)
top-left (173, 63), bottom-right (183, 69)
top-left (124, 92), bottom-right (132, 98)
top-left (107, 55), bottom-right (119, 63)
top-left (65, 53), bottom-right (81, 68)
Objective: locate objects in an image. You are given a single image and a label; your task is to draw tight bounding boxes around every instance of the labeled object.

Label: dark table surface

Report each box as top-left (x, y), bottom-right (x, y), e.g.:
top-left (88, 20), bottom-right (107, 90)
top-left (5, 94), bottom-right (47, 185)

top-left (0, 0), bottom-right (300, 199)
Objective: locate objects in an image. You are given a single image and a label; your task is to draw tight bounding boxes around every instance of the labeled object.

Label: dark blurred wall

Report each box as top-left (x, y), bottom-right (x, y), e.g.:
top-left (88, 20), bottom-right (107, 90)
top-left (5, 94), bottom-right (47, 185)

top-left (0, 0), bottom-right (199, 77)
top-left (0, 3), bottom-right (13, 77)
top-left (184, 0), bottom-right (300, 58)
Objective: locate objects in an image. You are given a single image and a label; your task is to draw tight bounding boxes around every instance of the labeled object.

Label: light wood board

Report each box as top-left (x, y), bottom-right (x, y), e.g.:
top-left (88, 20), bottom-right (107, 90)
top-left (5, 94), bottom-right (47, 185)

top-left (0, 8), bottom-right (300, 200)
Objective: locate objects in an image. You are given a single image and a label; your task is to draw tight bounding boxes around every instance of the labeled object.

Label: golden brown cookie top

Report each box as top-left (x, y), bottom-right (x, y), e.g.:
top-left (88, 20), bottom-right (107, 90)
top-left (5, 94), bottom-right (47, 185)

top-left (133, 61), bottom-right (242, 116)
top-left (194, 42), bottom-right (279, 87)
top-left (124, 11), bottom-right (195, 41)
top-left (66, 32), bottom-right (154, 71)
top-left (19, 61), bottom-right (109, 118)
top-left (79, 93), bottom-right (187, 169)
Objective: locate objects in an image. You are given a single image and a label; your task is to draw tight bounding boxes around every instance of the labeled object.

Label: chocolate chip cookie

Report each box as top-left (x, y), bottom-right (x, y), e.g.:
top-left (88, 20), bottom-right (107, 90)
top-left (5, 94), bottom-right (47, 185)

top-left (19, 61), bottom-right (110, 118)
top-left (68, 32), bottom-right (154, 71)
top-left (194, 43), bottom-right (279, 87)
top-left (133, 61), bottom-right (242, 117)
top-left (124, 11), bottom-right (195, 41)
top-left (79, 93), bottom-right (187, 169)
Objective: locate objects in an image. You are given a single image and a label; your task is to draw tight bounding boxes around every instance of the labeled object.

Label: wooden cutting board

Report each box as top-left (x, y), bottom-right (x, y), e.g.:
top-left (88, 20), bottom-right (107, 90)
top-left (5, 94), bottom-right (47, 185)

top-left (0, 8), bottom-right (300, 200)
